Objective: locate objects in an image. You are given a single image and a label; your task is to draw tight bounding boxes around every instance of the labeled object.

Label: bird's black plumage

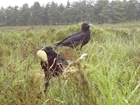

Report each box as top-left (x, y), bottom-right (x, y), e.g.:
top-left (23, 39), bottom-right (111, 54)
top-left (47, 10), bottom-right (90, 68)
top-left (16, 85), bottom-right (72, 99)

top-left (41, 46), bottom-right (68, 77)
top-left (38, 46), bottom-right (70, 92)
top-left (53, 23), bottom-right (90, 49)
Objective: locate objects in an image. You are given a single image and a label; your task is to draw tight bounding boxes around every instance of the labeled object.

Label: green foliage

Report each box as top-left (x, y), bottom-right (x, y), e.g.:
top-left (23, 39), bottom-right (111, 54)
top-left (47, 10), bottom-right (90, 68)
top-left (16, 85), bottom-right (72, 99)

top-left (0, 0), bottom-right (140, 25)
top-left (0, 23), bottom-right (140, 105)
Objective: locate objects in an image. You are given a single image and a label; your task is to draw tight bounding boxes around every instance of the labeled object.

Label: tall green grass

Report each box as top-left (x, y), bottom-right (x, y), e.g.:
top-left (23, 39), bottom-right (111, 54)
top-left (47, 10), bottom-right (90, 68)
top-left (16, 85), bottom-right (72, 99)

top-left (0, 23), bottom-right (139, 105)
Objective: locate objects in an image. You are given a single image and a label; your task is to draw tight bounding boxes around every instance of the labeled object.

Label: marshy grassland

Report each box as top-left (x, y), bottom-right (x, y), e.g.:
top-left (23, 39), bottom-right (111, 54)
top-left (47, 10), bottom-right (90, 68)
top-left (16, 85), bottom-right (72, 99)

top-left (0, 23), bottom-right (140, 105)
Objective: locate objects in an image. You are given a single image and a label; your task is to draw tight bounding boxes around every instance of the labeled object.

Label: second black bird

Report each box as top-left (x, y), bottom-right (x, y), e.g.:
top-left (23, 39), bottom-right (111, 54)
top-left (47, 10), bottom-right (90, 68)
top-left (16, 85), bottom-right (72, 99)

top-left (53, 23), bottom-right (90, 50)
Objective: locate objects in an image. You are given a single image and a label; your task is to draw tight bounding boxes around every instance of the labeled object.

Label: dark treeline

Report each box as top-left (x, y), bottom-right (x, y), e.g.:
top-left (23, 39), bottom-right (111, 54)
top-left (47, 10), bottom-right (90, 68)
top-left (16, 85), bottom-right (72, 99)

top-left (0, 0), bottom-right (140, 26)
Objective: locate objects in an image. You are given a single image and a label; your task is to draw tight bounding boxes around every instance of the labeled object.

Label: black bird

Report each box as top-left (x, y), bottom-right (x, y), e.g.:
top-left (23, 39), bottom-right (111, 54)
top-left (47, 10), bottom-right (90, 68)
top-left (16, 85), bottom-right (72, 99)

top-left (53, 23), bottom-right (90, 50)
top-left (40, 46), bottom-right (69, 76)
top-left (37, 46), bottom-right (69, 91)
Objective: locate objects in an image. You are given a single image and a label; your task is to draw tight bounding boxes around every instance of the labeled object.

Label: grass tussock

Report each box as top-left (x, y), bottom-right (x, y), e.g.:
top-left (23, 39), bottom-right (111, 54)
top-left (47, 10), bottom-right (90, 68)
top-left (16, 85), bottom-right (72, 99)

top-left (0, 23), bottom-right (140, 105)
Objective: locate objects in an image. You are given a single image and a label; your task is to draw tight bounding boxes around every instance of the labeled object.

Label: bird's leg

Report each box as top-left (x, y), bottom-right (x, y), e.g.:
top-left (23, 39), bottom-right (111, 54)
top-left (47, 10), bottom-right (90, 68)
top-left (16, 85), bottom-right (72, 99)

top-left (44, 68), bottom-right (51, 92)
top-left (40, 61), bottom-right (51, 92)
top-left (44, 81), bottom-right (49, 92)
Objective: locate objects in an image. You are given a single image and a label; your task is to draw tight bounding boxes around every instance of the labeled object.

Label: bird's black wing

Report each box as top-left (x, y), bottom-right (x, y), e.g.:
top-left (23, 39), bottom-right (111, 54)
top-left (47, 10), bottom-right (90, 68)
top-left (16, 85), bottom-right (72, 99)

top-left (54, 31), bottom-right (86, 48)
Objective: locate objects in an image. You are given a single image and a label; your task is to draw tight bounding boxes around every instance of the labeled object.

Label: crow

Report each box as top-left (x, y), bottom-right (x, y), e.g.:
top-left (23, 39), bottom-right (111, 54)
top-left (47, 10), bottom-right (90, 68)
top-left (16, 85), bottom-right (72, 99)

top-left (37, 46), bottom-right (88, 91)
top-left (37, 46), bottom-right (69, 91)
top-left (38, 46), bottom-right (69, 76)
top-left (53, 23), bottom-right (90, 50)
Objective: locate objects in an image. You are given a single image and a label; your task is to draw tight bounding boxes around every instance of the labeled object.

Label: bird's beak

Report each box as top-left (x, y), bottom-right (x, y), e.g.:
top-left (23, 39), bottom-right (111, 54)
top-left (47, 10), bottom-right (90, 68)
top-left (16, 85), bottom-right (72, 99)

top-left (86, 24), bottom-right (90, 27)
top-left (88, 24), bottom-right (91, 27)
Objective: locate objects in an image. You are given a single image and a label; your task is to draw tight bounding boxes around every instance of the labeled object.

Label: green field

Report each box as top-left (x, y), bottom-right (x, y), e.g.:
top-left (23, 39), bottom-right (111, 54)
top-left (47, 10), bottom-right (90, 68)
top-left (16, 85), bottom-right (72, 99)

top-left (0, 23), bottom-right (140, 105)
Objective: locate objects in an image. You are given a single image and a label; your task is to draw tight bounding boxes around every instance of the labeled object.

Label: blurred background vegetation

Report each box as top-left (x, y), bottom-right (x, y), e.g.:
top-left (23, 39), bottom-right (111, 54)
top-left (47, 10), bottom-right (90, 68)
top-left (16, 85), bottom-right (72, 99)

top-left (0, 0), bottom-right (140, 26)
